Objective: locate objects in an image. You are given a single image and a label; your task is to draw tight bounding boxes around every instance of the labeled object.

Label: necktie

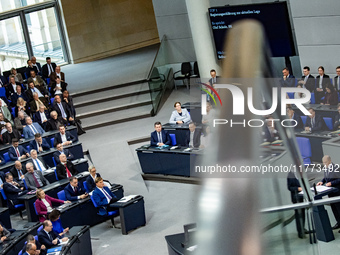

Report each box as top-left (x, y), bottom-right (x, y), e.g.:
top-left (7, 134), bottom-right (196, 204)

top-left (29, 125), bottom-right (38, 134)
top-left (158, 132), bottom-right (162, 144)
top-left (74, 186), bottom-right (77, 194)
top-left (32, 173), bottom-right (40, 188)
top-left (15, 147), bottom-right (20, 157)
top-left (65, 164), bottom-right (72, 177)
top-left (49, 233), bottom-right (52, 241)
top-left (35, 159), bottom-right (42, 171)
top-left (102, 188), bottom-right (112, 201)
top-left (312, 118), bottom-right (315, 128)
top-left (48, 64), bottom-right (53, 75)
top-left (338, 77), bottom-right (340, 90)
top-left (58, 103), bottom-right (67, 118)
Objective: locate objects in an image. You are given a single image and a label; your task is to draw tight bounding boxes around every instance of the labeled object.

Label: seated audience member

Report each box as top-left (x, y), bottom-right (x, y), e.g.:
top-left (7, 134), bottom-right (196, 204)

top-left (315, 66), bottom-right (331, 103)
top-left (52, 95), bottom-right (74, 125)
top-left (321, 84), bottom-right (338, 105)
top-left (23, 116), bottom-right (45, 139)
top-left (0, 102), bottom-right (13, 125)
top-left (85, 166), bottom-right (101, 192)
top-left (305, 108), bottom-right (325, 132)
top-left (294, 82), bottom-right (310, 103)
top-left (50, 66), bottom-right (65, 84)
top-left (2, 123), bottom-right (21, 144)
top-left (334, 66), bottom-right (340, 91)
top-left (54, 125), bottom-right (77, 147)
top-left (10, 68), bottom-right (24, 84)
top-left (262, 116), bottom-right (281, 142)
top-left (29, 92), bottom-right (48, 113)
top-left (35, 189), bottom-right (69, 222)
top-left (29, 133), bottom-right (50, 153)
top-left (287, 171), bottom-right (306, 238)
top-left (200, 125), bottom-right (211, 149)
top-left (280, 67), bottom-right (295, 87)
top-left (301, 66), bottom-right (315, 93)
top-left (334, 105), bottom-right (340, 130)
top-left (15, 97), bottom-right (31, 117)
top-left (24, 162), bottom-right (50, 190)
top-left (286, 107), bottom-right (302, 129)
top-left (0, 223), bottom-right (11, 244)
top-left (64, 176), bottom-right (87, 201)
top-left (3, 173), bottom-right (28, 205)
top-left (45, 111), bottom-right (67, 132)
top-left (25, 60), bottom-right (38, 79)
top-left (10, 161), bottom-right (27, 182)
top-left (53, 143), bottom-right (74, 164)
top-left (201, 102), bottom-right (216, 126)
top-left (42, 57), bottom-right (57, 80)
top-left (38, 220), bottom-right (68, 249)
top-left (169, 102), bottom-right (191, 124)
top-left (51, 77), bottom-right (67, 97)
top-left (62, 90), bottom-right (75, 117)
top-left (11, 85), bottom-right (28, 107)
top-left (26, 81), bottom-right (49, 102)
top-left (14, 111), bottom-right (26, 133)
top-left (150, 121), bottom-right (170, 146)
top-left (92, 177), bottom-right (118, 214)
top-left (21, 234), bottom-right (46, 255)
top-left (34, 105), bottom-right (50, 130)
top-left (48, 209), bottom-right (69, 235)
top-left (185, 122), bottom-right (201, 148)
top-left (8, 138), bottom-right (29, 161)
top-left (6, 76), bottom-right (20, 98)
top-left (27, 70), bottom-right (45, 89)
top-left (0, 73), bottom-right (8, 88)
top-left (56, 154), bottom-right (78, 180)
top-left (31, 56), bottom-right (42, 75)
top-left (29, 149), bottom-right (50, 171)
top-left (207, 69), bottom-right (218, 102)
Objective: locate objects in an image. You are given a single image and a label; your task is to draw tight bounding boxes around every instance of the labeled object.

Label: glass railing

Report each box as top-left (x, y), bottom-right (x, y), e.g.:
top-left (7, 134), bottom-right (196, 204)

top-left (146, 35), bottom-right (174, 116)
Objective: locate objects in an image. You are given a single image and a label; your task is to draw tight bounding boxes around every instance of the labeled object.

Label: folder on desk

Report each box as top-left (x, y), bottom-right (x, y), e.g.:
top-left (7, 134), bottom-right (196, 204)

top-left (47, 246), bottom-right (62, 253)
top-left (117, 195), bottom-right (138, 203)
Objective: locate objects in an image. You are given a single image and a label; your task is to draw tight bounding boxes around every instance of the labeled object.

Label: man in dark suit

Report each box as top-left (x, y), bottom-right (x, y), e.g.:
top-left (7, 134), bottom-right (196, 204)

top-left (10, 161), bottom-right (27, 182)
top-left (54, 125), bottom-right (77, 147)
top-left (6, 76), bottom-right (21, 99)
top-left (85, 166), bottom-right (101, 192)
top-left (25, 60), bottom-right (38, 79)
top-left (38, 220), bottom-right (67, 249)
top-left (0, 74), bottom-right (8, 88)
top-left (41, 57), bottom-right (57, 80)
top-left (53, 143), bottom-right (74, 164)
top-left (286, 107), bottom-right (303, 129)
top-left (280, 67), bottom-right (295, 87)
top-left (23, 242), bottom-right (37, 255)
top-left (24, 162), bottom-right (49, 190)
top-left (304, 108), bottom-right (325, 132)
top-left (185, 122), bottom-right (201, 148)
top-left (25, 82), bottom-right (49, 103)
top-left (2, 123), bottom-right (21, 144)
top-left (29, 133), bottom-right (50, 153)
top-left (52, 95), bottom-right (74, 125)
top-left (27, 71), bottom-right (46, 91)
top-left (23, 116), bottom-right (45, 139)
top-left (21, 234), bottom-right (46, 255)
top-left (334, 66), bottom-right (340, 91)
top-left (49, 66), bottom-right (65, 84)
top-left (150, 121), bottom-right (170, 146)
top-left (50, 77), bottom-right (67, 97)
top-left (45, 111), bottom-right (66, 132)
top-left (8, 139), bottom-right (29, 161)
top-left (29, 92), bottom-right (49, 113)
top-left (301, 66), bottom-right (315, 93)
top-left (333, 105), bottom-right (340, 130)
top-left (10, 85), bottom-right (28, 106)
top-left (56, 154), bottom-right (78, 180)
top-left (207, 69), bottom-right (219, 103)
top-left (64, 176), bottom-right (88, 201)
top-left (315, 66), bottom-right (331, 103)
top-left (92, 177), bottom-right (118, 214)
top-left (33, 105), bottom-right (50, 131)
top-left (31, 56), bottom-right (42, 76)
top-left (317, 155), bottom-right (340, 230)
top-left (3, 173), bottom-right (27, 206)
top-left (29, 149), bottom-right (50, 172)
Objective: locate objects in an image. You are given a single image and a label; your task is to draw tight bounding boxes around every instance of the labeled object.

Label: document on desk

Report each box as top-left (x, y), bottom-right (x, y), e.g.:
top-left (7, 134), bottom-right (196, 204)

top-left (299, 186), bottom-right (332, 194)
top-left (117, 195), bottom-right (138, 203)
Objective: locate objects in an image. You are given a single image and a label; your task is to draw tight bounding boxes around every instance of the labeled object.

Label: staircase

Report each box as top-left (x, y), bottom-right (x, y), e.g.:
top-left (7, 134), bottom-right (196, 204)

top-left (72, 81), bottom-right (153, 130)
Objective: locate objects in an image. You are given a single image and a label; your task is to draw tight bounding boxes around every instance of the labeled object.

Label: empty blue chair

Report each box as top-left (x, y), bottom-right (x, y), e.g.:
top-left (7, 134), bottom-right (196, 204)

top-left (310, 93), bottom-right (315, 104)
top-left (50, 138), bottom-right (55, 148)
top-left (296, 137), bottom-right (312, 164)
top-left (57, 190), bottom-right (65, 201)
top-left (300, 116), bottom-right (307, 127)
top-left (0, 88), bottom-right (6, 98)
top-left (0, 188), bottom-right (25, 218)
top-left (3, 153), bottom-right (10, 163)
top-left (323, 117), bottom-right (333, 131)
top-left (83, 181), bottom-right (90, 193)
top-left (169, 134), bottom-right (177, 146)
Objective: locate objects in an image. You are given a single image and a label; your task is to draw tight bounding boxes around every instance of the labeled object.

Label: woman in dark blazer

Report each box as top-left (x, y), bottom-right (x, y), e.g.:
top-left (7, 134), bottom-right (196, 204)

top-left (85, 165), bottom-right (101, 192)
top-left (321, 84), bottom-right (338, 105)
top-left (35, 189), bottom-right (70, 222)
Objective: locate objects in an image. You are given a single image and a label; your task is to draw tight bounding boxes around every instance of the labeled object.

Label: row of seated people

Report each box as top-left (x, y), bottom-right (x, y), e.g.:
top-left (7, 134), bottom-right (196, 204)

top-left (281, 66), bottom-right (340, 104)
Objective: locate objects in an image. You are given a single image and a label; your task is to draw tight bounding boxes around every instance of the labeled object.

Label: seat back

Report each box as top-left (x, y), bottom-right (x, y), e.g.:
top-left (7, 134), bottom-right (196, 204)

top-left (90, 195), bottom-right (98, 208)
top-left (83, 181), bottom-right (90, 193)
top-left (46, 78), bottom-right (50, 85)
top-left (169, 134), bottom-right (177, 146)
top-left (193, 61), bottom-right (199, 76)
top-left (57, 190), bottom-right (65, 201)
top-left (296, 137), bottom-right (312, 164)
top-left (0, 188), bottom-right (7, 201)
top-left (300, 116), bottom-right (307, 127)
top-left (54, 168), bottom-right (58, 180)
top-left (37, 225), bottom-right (43, 233)
top-left (287, 92), bottom-right (294, 99)
top-left (323, 117), bottom-right (333, 131)
top-left (52, 157), bottom-right (57, 167)
top-left (0, 88), bottom-right (6, 98)
top-left (50, 137), bottom-right (55, 148)
top-left (18, 250), bottom-right (23, 255)
top-left (22, 179), bottom-right (28, 190)
top-left (181, 62), bottom-right (191, 75)
top-left (310, 93), bottom-right (315, 104)
top-left (3, 152), bottom-right (10, 163)
top-left (33, 202), bottom-right (38, 215)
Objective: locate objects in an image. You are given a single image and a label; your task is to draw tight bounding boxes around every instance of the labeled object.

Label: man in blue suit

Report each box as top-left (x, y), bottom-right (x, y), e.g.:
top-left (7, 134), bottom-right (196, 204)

top-left (53, 125), bottom-right (77, 147)
top-left (150, 121), bottom-right (171, 146)
top-left (23, 116), bottom-right (45, 139)
top-left (3, 173), bottom-right (27, 205)
top-left (38, 220), bottom-right (68, 249)
top-left (29, 133), bottom-right (50, 153)
top-left (92, 177), bottom-right (118, 214)
top-left (8, 139), bottom-right (29, 161)
top-left (64, 176), bottom-right (88, 201)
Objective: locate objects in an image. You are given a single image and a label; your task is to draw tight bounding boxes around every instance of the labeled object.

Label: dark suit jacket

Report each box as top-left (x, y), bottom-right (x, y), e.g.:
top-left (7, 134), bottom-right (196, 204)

top-left (54, 131), bottom-right (77, 147)
top-left (37, 229), bottom-right (59, 249)
top-left (64, 183), bottom-right (85, 201)
top-left (150, 130), bottom-right (171, 146)
top-left (323, 91), bottom-right (338, 105)
top-left (334, 76), bottom-right (340, 91)
top-left (45, 117), bottom-right (67, 132)
top-left (287, 171), bottom-right (303, 203)
top-left (281, 74), bottom-right (295, 87)
top-left (33, 110), bottom-right (50, 130)
top-left (316, 74), bottom-right (331, 91)
top-left (28, 156), bottom-right (50, 170)
top-left (92, 186), bottom-right (116, 207)
top-left (56, 161), bottom-right (78, 180)
top-left (25, 87), bottom-right (49, 102)
top-left (0, 171), bottom-right (5, 183)
top-left (53, 149), bottom-right (74, 164)
top-left (42, 63), bottom-right (57, 79)
top-left (29, 138), bottom-right (51, 152)
top-left (52, 102), bottom-right (73, 119)
top-left (29, 99), bottom-right (48, 113)
top-left (2, 182), bottom-right (26, 205)
top-left (305, 114), bottom-right (325, 132)
top-left (85, 173), bottom-right (101, 192)
top-left (6, 82), bottom-right (21, 98)
top-left (301, 75), bottom-right (315, 92)
top-left (2, 129), bottom-right (21, 144)
top-left (21, 239), bottom-right (45, 255)
top-left (50, 72), bottom-right (65, 83)
top-left (185, 129), bottom-right (201, 148)
top-left (291, 113), bottom-right (303, 129)
top-left (321, 163), bottom-right (340, 187)
top-left (0, 76), bottom-right (8, 87)
top-left (24, 170), bottom-right (50, 190)
top-left (334, 113), bottom-right (340, 130)
top-left (10, 166), bottom-right (27, 182)
top-left (263, 126), bottom-right (280, 143)
top-left (51, 82), bottom-right (67, 97)
top-left (25, 66), bottom-right (38, 79)
top-left (8, 145), bottom-right (28, 161)
top-left (10, 93), bottom-right (29, 107)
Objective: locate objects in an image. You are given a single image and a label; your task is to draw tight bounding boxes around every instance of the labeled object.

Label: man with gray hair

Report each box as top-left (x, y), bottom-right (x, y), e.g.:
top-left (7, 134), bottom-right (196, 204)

top-left (25, 243), bottom-right (37, 255)
top-left (23, 116), bottom-right (45, 139)
top-left (24, 162), bottom-right (49, 190)
top-left (45, 111), bottom-right (67, 132)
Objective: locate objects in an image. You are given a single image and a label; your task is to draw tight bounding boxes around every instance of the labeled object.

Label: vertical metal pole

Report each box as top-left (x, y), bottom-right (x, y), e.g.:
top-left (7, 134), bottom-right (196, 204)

top-left (19, 11), bottom-right (33, 58)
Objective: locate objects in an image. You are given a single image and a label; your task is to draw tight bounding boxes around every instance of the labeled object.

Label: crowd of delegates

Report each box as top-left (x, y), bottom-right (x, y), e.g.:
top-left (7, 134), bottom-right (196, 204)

top-left (0, 56), bottom-right (77, 145)
top-left (281, 66), bottom-right (340, 105)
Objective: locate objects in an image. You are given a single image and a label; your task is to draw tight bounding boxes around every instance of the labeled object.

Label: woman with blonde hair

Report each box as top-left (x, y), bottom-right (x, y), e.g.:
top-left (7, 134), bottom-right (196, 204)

top-left (15, 97), bottom-right (30, 117)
